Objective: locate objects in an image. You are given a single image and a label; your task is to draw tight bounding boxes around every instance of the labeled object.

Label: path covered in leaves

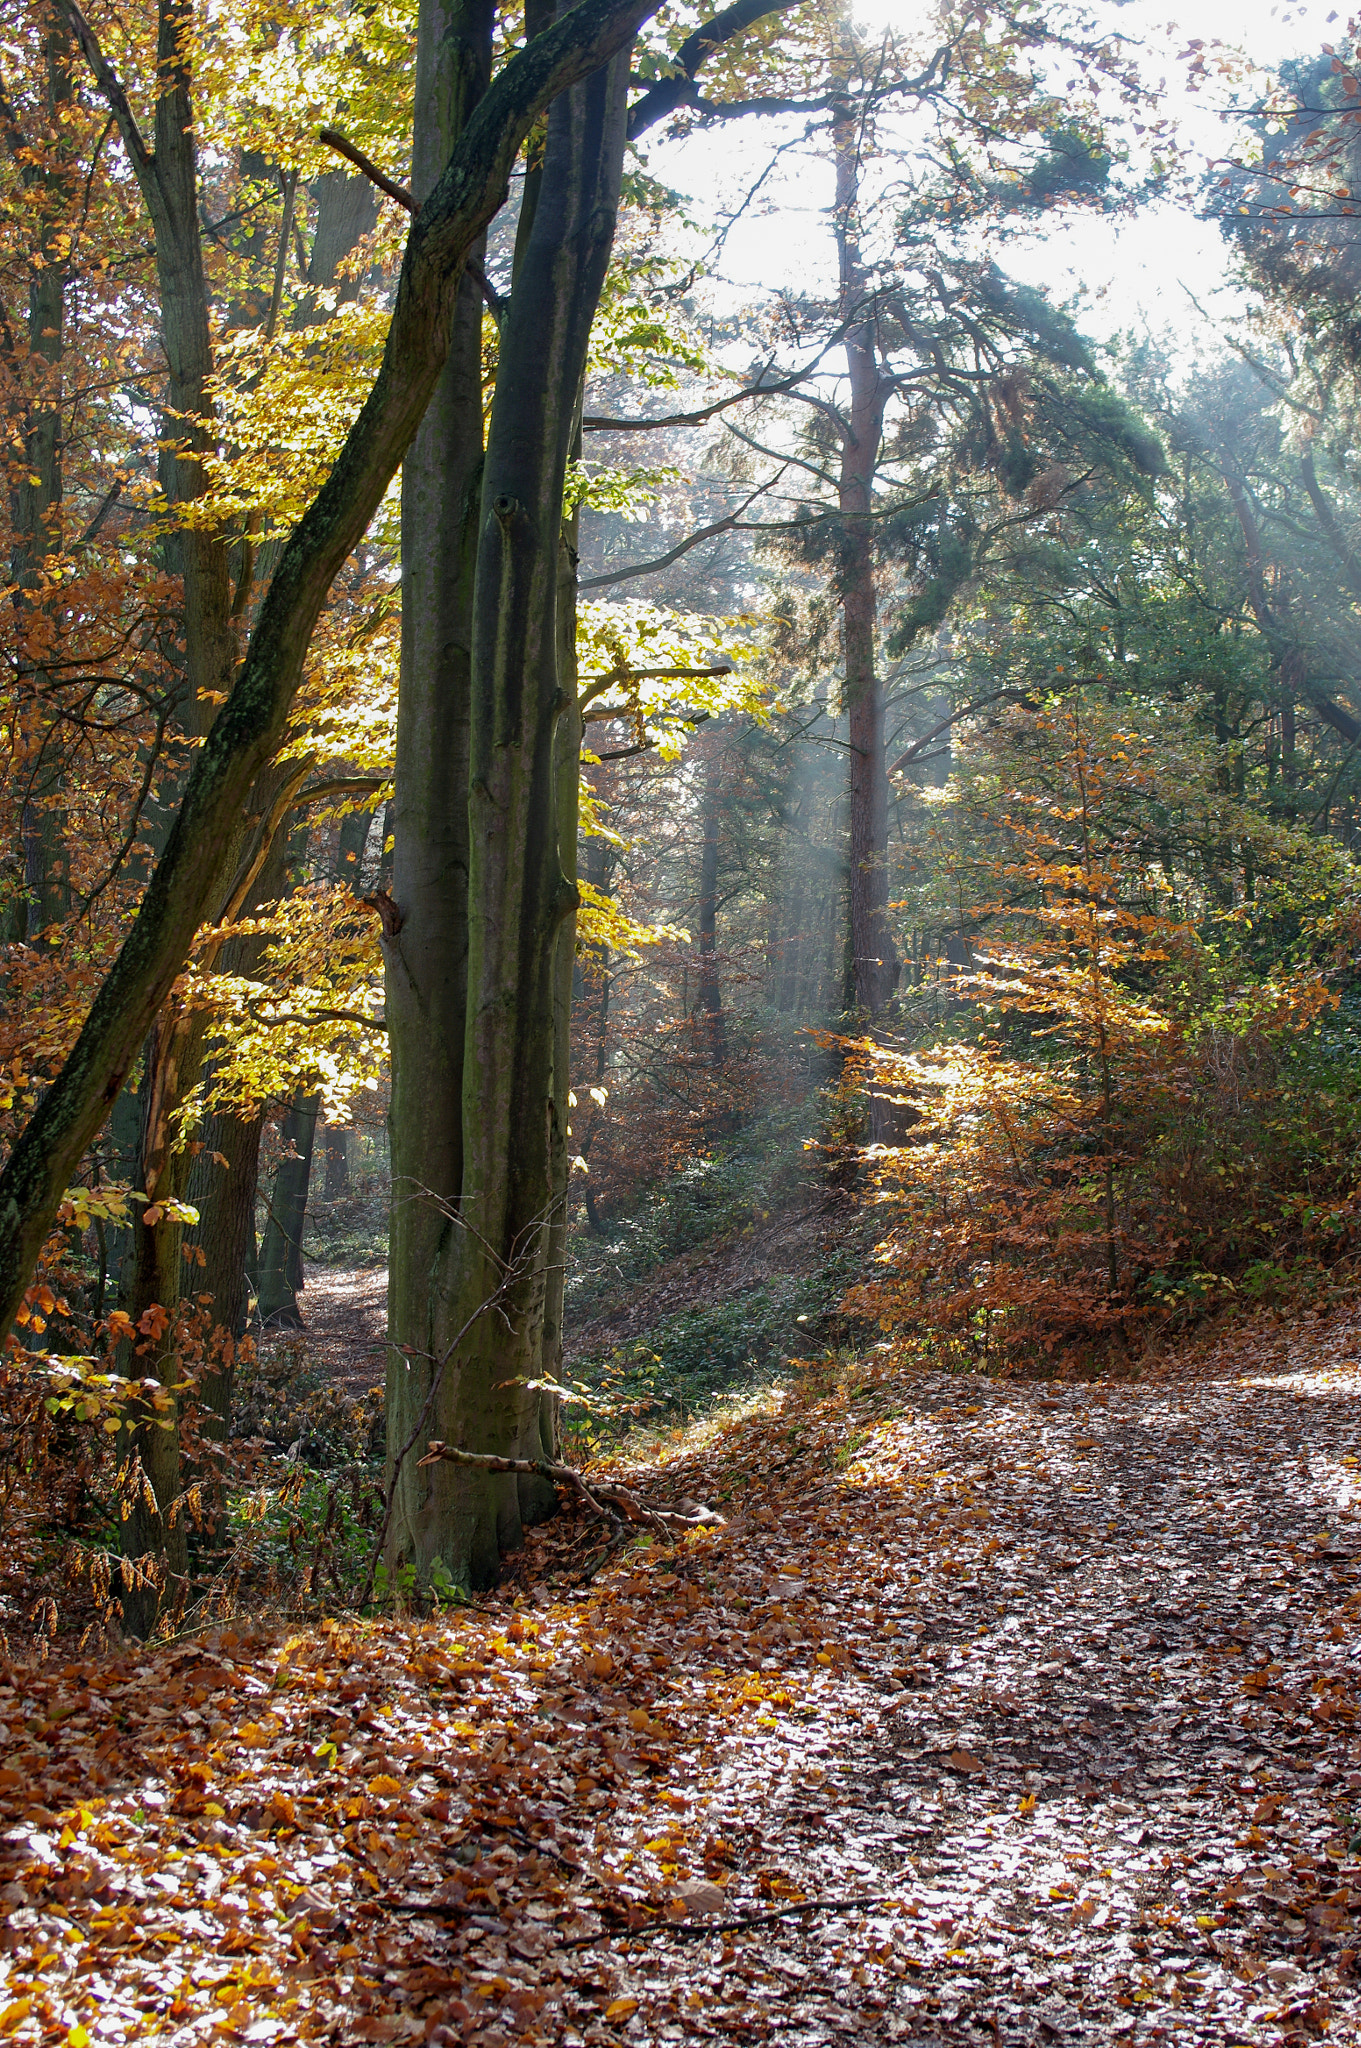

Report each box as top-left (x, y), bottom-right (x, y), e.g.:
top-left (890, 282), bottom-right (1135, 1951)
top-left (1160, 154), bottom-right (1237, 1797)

top-left (257, 1265), bottom-right (387, 1399)
top-left (2, 1304), bottom-right (1360, 2046)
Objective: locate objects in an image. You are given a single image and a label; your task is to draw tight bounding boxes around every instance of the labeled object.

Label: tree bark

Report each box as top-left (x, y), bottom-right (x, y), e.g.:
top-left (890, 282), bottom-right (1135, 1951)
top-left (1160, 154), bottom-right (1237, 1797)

top-left (114, 1006), bottom-right (196, 1635)
top-left (321, 1126), bottom-right (352, 1198)
top-left (384, 0), bottom-right (495, 1576)
top-left (695, 732), bottom-right (726, 1063)
top-left (384, 24), bottom-right (631, 1589)
top-left (187, 1102), bottom-right (263, 1433)
top-left (833, 99), bottom-right (895, 1020)
top-left (539, 417), bottom-right (584, 1465)
top-left (257, 1092), bottom-right (319, 1327)
top-left (9, 6), bottom-right (73, 937)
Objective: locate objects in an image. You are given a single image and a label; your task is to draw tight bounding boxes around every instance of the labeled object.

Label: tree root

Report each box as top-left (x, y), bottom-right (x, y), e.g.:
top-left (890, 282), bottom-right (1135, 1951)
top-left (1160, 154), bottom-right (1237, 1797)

top-left (417, 1442), bottom-right (725, 1543)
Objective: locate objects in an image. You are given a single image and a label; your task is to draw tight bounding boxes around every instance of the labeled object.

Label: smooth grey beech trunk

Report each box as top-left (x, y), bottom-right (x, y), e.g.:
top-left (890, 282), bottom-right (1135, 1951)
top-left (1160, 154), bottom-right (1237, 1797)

top-left (384, 17), bottom-right (629, 1589)
top-left (539, 450), bottom-right (583, 1438)
top-left (383, 0), bottom-right (495, 1578)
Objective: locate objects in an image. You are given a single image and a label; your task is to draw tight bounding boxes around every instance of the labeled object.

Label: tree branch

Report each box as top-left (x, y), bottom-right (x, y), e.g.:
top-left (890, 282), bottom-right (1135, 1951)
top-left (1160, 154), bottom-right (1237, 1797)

top-left (1300, 448), bottom-right (1361, 606)
top-left (319, 127), bottom-right (415, 212)
top-left (627, 0), bottom-right (794, 138)
top-left (582, 351), bottom-right (844, 433)
top-left (888, 690), bottom-right (1034, 775)
top-left (293, 774), bottom-right (386, 808)
top-left (418, 1441), bottom-right (724, 1538)
top-left (56, 0), bottom-right (154, 188)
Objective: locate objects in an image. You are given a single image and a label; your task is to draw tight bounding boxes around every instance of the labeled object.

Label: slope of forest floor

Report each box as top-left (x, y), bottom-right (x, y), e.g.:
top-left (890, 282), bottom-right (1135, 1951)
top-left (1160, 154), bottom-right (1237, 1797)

top-left (562, 1187), bottom-right (870, 1440)
top-left (3, 1300), bottom-right (1361, 2046)
top-left (561, 1094), bottom-right (875, 1440)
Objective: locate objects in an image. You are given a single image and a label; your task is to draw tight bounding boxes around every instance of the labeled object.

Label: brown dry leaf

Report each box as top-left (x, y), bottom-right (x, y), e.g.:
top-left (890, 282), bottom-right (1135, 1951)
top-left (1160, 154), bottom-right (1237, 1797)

top-left (674, 1877), bottom-right (726, 1914)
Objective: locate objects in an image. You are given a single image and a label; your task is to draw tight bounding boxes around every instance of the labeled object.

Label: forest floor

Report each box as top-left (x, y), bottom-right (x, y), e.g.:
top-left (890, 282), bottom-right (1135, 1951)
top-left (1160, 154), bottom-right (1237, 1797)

top-left (261, 1264), bottom-right (389, 1400)
top-left (3, 1299), bottom-right (1360, 2047)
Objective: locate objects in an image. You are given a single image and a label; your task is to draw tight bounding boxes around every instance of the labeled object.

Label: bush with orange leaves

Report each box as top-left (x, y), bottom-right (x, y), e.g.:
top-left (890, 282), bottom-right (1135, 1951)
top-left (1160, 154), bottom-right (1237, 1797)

top-left (843, 701), bottom-right (1361, 1371)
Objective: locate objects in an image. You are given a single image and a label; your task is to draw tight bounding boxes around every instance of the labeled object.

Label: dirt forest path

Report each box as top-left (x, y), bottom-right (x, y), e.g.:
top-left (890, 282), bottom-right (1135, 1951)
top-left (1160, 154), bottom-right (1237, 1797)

top-left (257, 1263), bottom-right (388, 1396)
top-left (3, 1307), bottom-right (1361, 2047)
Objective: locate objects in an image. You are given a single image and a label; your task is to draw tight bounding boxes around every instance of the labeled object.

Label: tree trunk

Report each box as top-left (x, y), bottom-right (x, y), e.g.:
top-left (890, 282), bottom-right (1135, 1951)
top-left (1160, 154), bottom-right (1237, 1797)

top-left (383, 0), bottom-right (495, 1577)
top-left (694, 733), bottom-right (726, 1063)
top-left (577, 830), bottom-right (612, 1232)
top-left (183, 815), bottom-right (294, 1432)
top-left (777, 868), bottom-right (807, 1013)
top-left (386, 24), bottom-right (631, 1589)
top-left (322, 1127), bottom-right (352, 1198)
top-left (833, 103), bottom-right (895, 1020)
top-left (187, 1103), bottom-right (263, 1435)
top-left (257, 1092), bottom-right (319, 1327)
top-left (538, 421), bottom-right (583, 1468)
top-left (11, 7), bottom-right (73, 938)
top-left (115, 1010), bottom-right (197, 1636)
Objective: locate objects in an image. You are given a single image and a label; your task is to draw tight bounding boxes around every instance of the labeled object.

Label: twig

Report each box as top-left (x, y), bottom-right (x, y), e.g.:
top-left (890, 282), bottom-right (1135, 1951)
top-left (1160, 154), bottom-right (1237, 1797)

top-left (559, 1893), bottom-right (892, 1949)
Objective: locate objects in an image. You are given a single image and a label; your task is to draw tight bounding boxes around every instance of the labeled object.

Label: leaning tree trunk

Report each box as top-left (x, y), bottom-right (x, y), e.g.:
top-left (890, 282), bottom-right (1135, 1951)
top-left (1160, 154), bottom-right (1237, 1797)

top-left (385, 26), bottom-right (631, 1590)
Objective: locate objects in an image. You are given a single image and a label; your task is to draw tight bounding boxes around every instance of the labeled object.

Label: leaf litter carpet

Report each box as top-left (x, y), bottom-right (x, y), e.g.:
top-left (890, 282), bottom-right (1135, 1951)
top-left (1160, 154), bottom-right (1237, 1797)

top-left (3, 1306), bottom-right (1360, 2047)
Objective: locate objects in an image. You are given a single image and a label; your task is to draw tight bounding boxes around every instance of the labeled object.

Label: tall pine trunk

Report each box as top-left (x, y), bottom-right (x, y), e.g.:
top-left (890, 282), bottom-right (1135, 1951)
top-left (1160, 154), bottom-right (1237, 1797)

top-left (833, 101), bottom-right (894, 1020)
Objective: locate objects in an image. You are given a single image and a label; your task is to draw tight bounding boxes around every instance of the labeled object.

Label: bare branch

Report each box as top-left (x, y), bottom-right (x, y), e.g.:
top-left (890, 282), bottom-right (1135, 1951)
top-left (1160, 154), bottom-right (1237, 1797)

top-left (319, 127), bottom-right (415, 212)
top-left (582, 350), bottom-right (847, 434)
top-left (418, 1442), bottom-right (725, 1540)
